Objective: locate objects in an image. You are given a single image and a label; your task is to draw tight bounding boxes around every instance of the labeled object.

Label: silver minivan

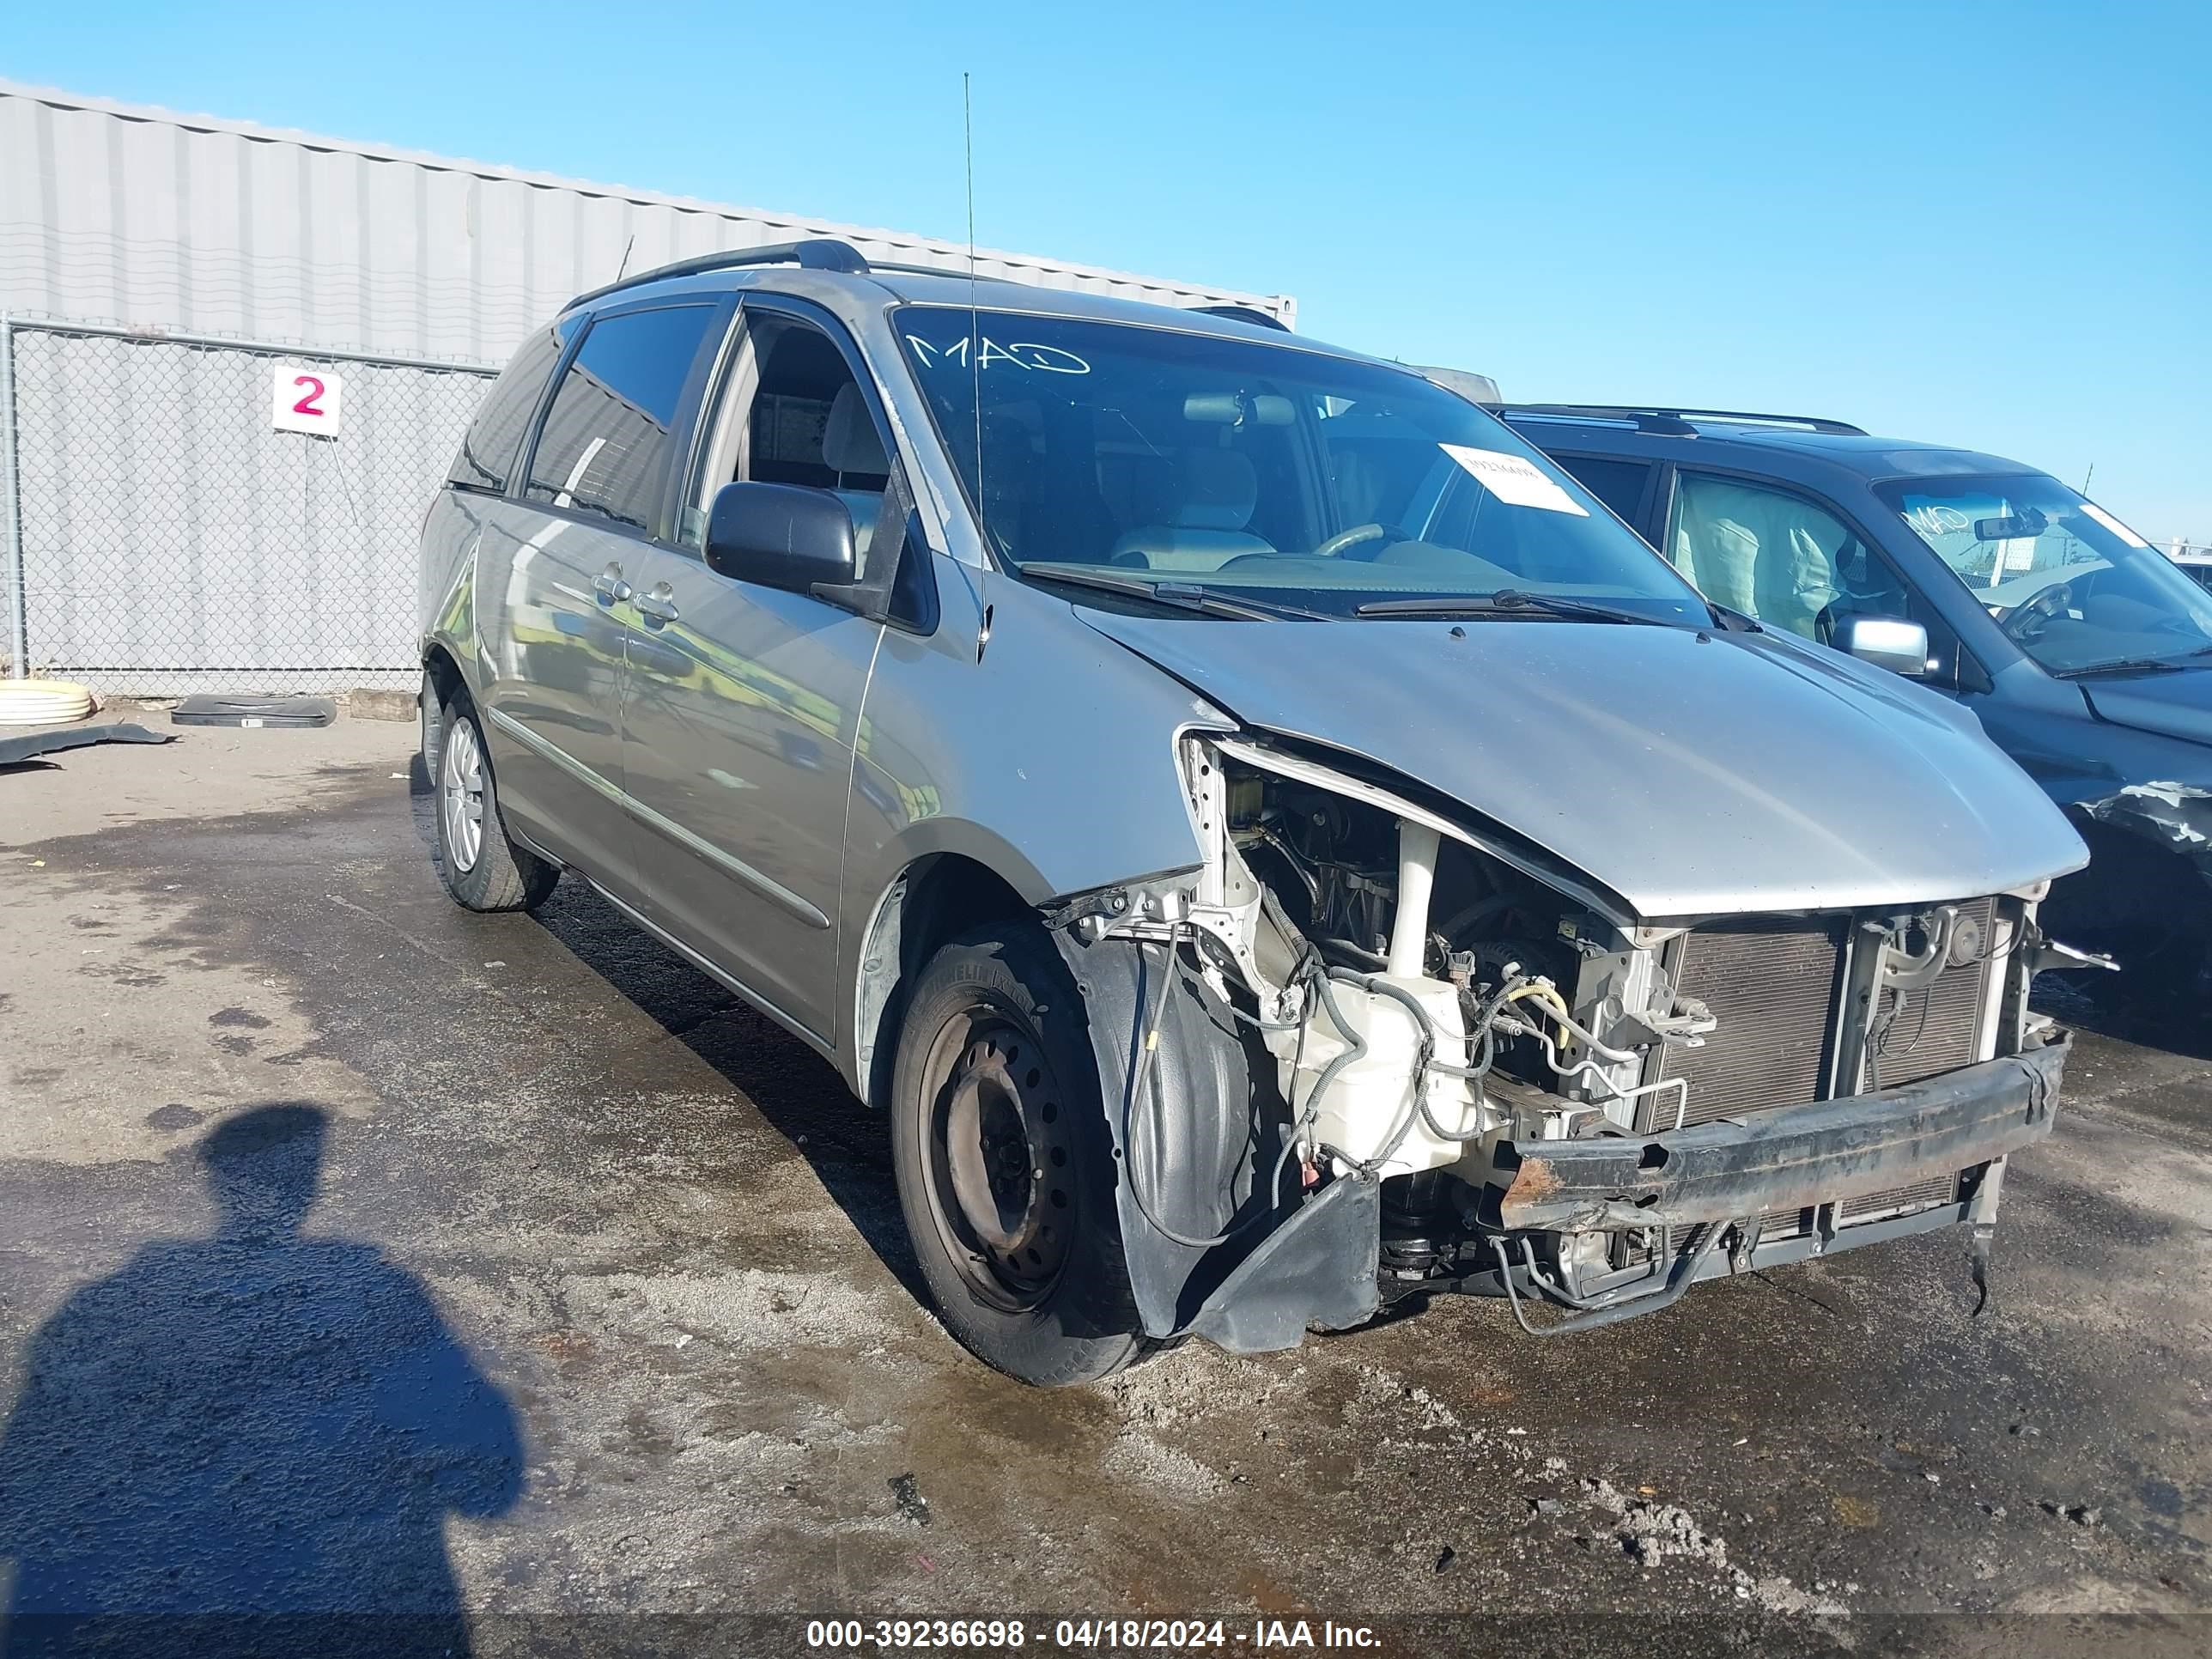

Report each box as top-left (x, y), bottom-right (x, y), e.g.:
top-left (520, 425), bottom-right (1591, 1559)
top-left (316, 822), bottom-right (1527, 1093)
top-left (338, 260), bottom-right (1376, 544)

top-left (418, 240), bottom-right (2088, 1385)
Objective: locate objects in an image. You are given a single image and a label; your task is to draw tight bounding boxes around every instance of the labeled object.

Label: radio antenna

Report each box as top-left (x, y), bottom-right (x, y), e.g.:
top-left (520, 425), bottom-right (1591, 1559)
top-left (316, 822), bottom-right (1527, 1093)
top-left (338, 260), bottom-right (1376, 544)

top-left (964, 72), bottom-right (986, 538)
top-left (614, 234), bottom-right (635, 283)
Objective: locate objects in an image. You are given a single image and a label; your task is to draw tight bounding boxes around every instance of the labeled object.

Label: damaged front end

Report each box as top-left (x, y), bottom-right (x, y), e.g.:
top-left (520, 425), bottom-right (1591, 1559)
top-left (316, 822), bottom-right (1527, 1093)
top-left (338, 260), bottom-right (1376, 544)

top-left (2040, 778), bottom-right (2212, 989)
top-left (1050, 732), bottom-right (2076, 1352)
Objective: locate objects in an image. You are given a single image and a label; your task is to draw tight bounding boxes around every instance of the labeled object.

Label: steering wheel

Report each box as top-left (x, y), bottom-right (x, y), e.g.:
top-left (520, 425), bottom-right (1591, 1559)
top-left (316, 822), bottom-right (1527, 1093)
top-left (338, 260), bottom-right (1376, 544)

top-left (1312, 521), bottom-right (1407, 559)
top-left (2000, 580), bottom-right (2073, 642)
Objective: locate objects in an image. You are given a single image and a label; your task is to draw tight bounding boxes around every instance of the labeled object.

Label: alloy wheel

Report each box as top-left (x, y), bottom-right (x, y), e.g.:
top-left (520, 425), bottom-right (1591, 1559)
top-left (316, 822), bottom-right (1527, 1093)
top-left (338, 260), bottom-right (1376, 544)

top-left (441, 715), bottom-right (486, 874)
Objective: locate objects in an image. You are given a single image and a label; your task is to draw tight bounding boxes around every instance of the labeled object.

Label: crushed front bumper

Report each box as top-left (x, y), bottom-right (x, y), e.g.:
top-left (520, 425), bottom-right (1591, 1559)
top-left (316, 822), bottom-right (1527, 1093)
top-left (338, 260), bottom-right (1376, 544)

top-left (1480, 1036), bottom-right (2069, 1233)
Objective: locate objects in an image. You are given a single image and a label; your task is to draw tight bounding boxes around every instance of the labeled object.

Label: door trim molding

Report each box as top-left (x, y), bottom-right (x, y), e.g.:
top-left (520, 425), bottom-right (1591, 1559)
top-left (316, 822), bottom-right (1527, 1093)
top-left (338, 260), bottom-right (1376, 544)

top-left (586, 877), bottom-right (837, 1060)
top-left (486, 705), bottom-right (622, 804)
top-left (625, 787), bottom-right (834, 931)
top-left (488, 703), bottom-right (832, 933)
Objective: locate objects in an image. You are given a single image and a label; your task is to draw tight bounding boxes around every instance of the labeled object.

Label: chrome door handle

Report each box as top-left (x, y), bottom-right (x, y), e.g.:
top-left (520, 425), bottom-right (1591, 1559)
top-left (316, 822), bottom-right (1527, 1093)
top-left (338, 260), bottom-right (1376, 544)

top-left (635, 584), bottom-right (681, 626)
top-left (593, 564), bottom-right (632, 605)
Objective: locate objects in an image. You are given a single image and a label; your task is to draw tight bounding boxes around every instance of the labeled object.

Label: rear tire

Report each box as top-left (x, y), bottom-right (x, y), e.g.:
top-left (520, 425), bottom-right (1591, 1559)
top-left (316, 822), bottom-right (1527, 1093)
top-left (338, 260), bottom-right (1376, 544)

top-left (434, 692), bottom-right (558, 914)
top-left (889, 926), bottom-right (1144, 1386)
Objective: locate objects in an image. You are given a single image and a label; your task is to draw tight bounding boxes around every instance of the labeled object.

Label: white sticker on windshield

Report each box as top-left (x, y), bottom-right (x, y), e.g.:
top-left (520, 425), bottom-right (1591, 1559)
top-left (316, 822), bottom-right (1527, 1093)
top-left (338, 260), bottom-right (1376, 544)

top-left (1439, 445), bottom-right (1589, 515)
top-left (2079, 500), bottom-right (2151, 549)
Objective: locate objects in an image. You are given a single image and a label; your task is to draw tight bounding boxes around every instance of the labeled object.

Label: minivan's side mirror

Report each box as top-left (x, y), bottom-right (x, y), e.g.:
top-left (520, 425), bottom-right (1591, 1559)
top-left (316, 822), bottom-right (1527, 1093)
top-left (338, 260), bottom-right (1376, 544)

top-left (1835, 614), bottom-right (1929, 678)
top-left (703, 482), bottom-right (856, 594)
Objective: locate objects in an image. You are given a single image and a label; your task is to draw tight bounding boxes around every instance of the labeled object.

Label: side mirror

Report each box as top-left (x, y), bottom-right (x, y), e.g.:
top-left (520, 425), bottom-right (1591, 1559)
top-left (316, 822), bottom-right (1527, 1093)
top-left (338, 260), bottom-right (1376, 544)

top-left (1835, 614), bottom-right (1929, 678)
top-left (703, 482), bottom-right (856, 593)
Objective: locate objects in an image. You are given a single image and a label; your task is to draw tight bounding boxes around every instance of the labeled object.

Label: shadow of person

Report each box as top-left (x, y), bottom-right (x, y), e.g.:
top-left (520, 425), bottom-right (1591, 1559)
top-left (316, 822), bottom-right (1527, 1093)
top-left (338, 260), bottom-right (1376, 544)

top-left (0, 1104), bottom-right (522, 1659)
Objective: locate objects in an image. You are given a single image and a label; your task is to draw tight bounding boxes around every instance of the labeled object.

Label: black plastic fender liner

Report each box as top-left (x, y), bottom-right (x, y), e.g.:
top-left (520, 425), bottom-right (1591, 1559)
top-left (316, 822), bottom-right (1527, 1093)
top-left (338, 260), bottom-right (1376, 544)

top-left (0, 722), bottom-right (173, 767)
top-left (1184, 1170), bottom-right (1381, 1352)
top-left (1054, 928), bottom-right (1358, 1343)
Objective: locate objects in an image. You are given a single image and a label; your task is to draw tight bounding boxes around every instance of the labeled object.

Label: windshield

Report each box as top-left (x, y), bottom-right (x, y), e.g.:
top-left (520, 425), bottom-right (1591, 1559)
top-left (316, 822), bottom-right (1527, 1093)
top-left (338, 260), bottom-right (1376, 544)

top-left (896, 307), bottom-right (1710, 623)
top-left (1877, 474), bottom-right (2212, 676)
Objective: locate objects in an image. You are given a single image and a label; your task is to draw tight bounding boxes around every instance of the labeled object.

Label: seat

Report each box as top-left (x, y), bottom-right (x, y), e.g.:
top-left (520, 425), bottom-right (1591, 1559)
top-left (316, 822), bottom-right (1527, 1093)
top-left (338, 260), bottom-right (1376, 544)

top-left (823, 383), bottom-right (889, 555)
top-left (1107, 449), bottom-right (1273, 573)
top-left (1670, 478), bottom-right (1839, 639)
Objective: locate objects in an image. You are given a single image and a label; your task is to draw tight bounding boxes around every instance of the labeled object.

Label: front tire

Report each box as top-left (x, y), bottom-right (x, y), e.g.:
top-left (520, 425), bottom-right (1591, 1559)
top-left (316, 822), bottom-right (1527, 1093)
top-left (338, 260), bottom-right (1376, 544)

top-left (890, 927), bottom-right (1143, 1386)
top-left (434, 694), bottom-right (558, 913)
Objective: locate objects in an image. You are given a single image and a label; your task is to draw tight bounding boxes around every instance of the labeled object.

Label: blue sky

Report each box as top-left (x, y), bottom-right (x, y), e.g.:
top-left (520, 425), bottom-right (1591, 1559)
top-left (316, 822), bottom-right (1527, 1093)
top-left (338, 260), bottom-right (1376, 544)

top-left (10, 1), bottom-right (2207, 539)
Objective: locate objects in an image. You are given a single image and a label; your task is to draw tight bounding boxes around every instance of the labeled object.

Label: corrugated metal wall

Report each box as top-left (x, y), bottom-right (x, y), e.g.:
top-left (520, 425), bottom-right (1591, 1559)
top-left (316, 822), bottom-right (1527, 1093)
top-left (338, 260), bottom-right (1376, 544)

top-left (0, 81), bottom-right (1292, 362)
top-left (0, 81), bottom-right (1293, 691)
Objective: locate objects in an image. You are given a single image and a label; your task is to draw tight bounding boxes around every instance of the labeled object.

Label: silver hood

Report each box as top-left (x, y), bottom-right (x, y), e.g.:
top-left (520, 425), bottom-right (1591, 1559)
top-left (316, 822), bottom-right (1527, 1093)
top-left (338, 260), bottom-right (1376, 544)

top-left (1079, 612), bottom-right (2087, 919)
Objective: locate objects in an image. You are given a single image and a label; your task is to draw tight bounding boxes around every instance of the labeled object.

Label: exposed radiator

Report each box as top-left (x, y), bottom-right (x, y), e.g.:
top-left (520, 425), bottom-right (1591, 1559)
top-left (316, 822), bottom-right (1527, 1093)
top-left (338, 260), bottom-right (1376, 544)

top-left (1839, 1173), bottom-right (1961, 1221)
top-left (1756, 1171), bottom-right (1963, 1243)
top-left (1644, 915), bottom-right (1846, 1130)
top-left (1642, 899), bottom-right (1996, 1132)
top-left (1871, 897), bottom-right (1998, 1088)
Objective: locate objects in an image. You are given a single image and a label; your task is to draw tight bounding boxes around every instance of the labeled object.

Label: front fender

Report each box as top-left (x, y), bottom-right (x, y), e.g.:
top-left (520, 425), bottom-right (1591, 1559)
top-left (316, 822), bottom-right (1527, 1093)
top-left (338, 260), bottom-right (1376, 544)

top-left (836, 571), bottom-right (1233, 1080)
top-left (1052, 931), bottom-right (1380, 1351)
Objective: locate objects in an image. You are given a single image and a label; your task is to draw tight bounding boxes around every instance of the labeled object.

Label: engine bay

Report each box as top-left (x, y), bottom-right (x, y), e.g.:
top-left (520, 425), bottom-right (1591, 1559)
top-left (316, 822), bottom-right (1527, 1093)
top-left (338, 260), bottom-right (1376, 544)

top-left (1051, 732), bottom-right (2066, 1337)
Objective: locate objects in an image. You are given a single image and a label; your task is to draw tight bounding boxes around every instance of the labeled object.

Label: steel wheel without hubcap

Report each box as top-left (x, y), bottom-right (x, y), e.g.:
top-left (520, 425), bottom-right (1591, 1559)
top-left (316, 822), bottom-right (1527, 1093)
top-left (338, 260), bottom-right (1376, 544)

top-left (440, 715), bottom-right (486, 874)
top-left (921, 1011), bottom-right (1078, 1311)
top-left (890, 929), bottom-right (1143, 1384)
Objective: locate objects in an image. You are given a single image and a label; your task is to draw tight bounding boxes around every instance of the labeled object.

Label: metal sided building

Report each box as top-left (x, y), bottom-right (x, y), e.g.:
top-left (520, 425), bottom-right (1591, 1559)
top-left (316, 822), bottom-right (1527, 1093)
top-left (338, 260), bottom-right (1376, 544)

top-left (0, 81), bottom-right (1293, 691)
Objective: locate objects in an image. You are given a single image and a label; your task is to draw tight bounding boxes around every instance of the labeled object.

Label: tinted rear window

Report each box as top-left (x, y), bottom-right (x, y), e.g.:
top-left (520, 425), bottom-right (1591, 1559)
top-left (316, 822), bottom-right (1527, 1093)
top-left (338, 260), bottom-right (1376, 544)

top-left (524, 304), bottom-right (721, 532)
top-left (1551, 454), bottom-right (1653, 527)
top-left (446, 325), bottom-right (568, 495)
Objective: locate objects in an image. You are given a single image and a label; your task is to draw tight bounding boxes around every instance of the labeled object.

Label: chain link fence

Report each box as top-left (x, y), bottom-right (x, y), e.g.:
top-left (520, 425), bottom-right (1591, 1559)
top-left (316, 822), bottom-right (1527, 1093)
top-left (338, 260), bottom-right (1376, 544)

top-left (1, 316), bottom-right (495, 694)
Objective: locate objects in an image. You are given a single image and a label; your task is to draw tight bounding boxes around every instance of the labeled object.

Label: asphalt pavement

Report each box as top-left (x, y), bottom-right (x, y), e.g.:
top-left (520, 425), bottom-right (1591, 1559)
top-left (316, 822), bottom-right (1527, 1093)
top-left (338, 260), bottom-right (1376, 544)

top-left (0, 721), bottom-right (2205, 1658)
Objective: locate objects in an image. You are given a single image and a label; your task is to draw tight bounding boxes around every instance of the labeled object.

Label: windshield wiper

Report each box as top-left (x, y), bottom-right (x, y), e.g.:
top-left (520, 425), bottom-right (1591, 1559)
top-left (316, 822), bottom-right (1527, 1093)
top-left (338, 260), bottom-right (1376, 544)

top-left (1024, 568), bottom-right (1328, 621)
top-left (1354, 587), bottom-right (1685, 627)
top-left (2051, 656), bottom-right (2191, 679)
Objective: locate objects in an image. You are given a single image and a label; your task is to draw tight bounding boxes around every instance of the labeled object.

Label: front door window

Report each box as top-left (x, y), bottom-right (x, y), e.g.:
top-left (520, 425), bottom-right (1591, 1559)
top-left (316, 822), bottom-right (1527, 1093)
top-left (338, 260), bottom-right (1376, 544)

top-left (1665, 471), bottom-right (1985, 686)
top-left (684, 313), bottom-right (896, 572)
top-left (1665, 472), bottom-right (1863, 641)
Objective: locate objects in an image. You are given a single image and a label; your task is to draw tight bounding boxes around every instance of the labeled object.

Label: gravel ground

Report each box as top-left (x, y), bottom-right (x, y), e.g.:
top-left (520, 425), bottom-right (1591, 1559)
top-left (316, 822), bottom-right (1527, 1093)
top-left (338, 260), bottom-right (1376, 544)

top-left (0, 722), bottom-right (2205, 1658)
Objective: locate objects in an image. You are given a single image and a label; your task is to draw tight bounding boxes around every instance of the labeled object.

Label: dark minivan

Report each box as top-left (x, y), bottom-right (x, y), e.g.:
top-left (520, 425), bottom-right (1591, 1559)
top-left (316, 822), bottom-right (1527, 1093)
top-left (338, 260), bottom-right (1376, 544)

top-left (1506, 404), bottom-right (2212, 991)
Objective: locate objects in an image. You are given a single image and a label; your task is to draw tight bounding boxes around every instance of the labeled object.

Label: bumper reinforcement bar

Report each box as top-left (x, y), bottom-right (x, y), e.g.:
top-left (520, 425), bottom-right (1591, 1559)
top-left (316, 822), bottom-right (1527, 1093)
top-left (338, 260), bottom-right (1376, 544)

top-left (1481, 1036), bottom-right (2069, 1232)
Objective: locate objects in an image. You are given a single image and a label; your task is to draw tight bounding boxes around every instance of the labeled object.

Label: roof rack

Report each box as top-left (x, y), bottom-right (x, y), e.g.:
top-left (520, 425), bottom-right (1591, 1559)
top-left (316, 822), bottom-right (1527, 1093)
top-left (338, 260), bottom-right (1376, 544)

top-left (1498, 403), bottom-right (1867, 437)
top-left (568, 237), bottom-right (870, 311)
top-left (867, 260), bottom-right (1020, 285)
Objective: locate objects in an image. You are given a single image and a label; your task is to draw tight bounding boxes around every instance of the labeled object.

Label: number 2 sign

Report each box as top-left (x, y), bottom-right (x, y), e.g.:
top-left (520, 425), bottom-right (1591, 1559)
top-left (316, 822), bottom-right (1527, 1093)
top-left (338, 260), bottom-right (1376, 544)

top-left (270, 364), bottom-right (344, 436)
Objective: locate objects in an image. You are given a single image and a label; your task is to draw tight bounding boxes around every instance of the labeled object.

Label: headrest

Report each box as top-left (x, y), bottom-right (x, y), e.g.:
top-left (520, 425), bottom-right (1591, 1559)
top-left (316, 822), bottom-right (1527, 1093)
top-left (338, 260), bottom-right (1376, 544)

top-left (1170, 448), bottom-right (1257, 531)
top-left (823, 384), bottom-right (889, 476)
